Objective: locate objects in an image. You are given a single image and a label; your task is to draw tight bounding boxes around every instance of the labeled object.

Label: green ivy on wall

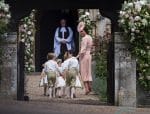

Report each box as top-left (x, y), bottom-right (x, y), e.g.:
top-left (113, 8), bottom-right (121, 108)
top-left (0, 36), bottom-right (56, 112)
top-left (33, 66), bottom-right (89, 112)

top-left (93, 41), bottom-right (108, 101)
top-left (95, 53), bottom-right (107, 79)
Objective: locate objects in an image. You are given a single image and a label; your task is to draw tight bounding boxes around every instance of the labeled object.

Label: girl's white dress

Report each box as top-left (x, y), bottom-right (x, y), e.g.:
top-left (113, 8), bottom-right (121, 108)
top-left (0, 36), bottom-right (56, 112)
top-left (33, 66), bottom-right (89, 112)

top-left (56, 66), bottom-right (66, 88)
top-left (39, 68), bottom-right (48, 87)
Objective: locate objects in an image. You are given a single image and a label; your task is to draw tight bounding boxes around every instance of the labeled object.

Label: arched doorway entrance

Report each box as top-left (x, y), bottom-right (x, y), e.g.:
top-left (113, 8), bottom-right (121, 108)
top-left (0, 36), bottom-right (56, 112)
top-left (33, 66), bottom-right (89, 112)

top-left (5, 0), bottom-right (124, 105)
top-left (35, 9), bottom-right (79, 71)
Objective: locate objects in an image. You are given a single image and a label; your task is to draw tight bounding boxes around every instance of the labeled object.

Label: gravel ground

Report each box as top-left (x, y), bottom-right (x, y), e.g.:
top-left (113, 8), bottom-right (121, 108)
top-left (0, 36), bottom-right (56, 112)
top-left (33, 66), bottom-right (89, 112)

top-left (26, 74), bottom-right (103, 105)
top-left (0, 74), bottom-right (150, 114)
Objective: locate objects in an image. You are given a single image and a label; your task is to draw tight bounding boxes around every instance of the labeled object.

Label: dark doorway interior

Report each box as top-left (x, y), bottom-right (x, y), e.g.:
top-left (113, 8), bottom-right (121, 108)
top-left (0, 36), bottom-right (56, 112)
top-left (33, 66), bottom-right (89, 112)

top-left (35, 9), bottom-right (79, 71)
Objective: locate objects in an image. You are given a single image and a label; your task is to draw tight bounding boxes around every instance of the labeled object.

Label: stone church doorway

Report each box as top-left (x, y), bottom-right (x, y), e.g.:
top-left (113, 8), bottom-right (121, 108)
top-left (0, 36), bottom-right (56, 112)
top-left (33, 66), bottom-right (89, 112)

top-left (35, 9), bottom-right (79, 71)
top-left (17, 9), bottom-right (113, 105)
top-left (5, 0), bottom-right (125, 105)
top-left (22, 9), bottom-right (112, 105)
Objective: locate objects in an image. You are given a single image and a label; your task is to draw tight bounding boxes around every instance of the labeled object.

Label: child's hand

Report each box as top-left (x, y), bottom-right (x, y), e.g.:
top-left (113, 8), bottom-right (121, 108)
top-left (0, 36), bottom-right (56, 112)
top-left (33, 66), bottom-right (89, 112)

top-left (61, 75), bottom-right (65, 79)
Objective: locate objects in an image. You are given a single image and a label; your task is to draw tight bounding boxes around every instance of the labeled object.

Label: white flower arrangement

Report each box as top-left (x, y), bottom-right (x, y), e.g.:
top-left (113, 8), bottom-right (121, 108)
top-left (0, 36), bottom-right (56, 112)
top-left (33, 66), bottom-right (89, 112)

top-left (118, 0), bottom-right (150, 90)
top-left (0, 1), bottom-right (11, 73)
top-left (118, 0), bottom-right (150, 35)
top-left (19, 9), bottom-right (36, 73)
top-left (0, 1), bottom-right (11, 23)
top-left (0, 0), bottom-right (11, 39)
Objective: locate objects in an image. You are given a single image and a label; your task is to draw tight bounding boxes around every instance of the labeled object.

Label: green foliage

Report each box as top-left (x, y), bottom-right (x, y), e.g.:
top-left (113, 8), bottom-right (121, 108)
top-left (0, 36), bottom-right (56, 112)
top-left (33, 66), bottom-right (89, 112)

top-left (92, 77), bottom-right (107, 101)
top-left (119, 0), bottom-right (150, 91)
top-left (94, 52), bottom-right (107, 79)
top-left (0, 20), bottom-right (7, 35)
top-left (93, 41), bottom-right (108, 100)
top-left (94, 40), bottom-right (108, 79)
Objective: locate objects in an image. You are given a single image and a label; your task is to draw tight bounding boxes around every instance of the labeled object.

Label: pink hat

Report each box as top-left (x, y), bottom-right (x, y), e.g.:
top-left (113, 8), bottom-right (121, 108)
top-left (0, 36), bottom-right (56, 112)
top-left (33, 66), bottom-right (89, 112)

top-left (77, 22), bottom-right (85, 32)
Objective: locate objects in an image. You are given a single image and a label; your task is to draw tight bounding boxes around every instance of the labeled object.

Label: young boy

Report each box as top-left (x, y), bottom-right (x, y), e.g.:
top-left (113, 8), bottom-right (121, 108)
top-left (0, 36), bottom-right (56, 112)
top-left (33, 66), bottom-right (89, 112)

top-left (63, 50), bottom-right (80, 99)
top-left (44, 53), bottom-right (61, 99)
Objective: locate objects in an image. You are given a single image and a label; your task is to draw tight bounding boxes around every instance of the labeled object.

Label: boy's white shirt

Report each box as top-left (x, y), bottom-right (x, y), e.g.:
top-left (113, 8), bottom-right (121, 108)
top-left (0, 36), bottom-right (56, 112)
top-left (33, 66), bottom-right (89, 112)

top-left (61, 59), bottom-right (70, 71)
top-left (44, 60), bottom-right (60, 73)
top-left (65, 57), bottom-right (79, 71)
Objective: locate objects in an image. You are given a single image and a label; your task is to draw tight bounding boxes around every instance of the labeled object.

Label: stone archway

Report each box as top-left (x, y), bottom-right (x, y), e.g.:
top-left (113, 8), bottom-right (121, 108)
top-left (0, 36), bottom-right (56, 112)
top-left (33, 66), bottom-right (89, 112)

top-left (16, 10), bottom-right (114, 105)
top-left (2, 0), bottom-right (127, 106)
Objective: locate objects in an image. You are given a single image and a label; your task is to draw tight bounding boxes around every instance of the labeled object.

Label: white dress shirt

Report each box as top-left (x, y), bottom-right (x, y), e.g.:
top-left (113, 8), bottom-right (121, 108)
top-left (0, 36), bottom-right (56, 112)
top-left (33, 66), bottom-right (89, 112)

top-left (61, 59), bottom-right (70, 71)
top-left (65, 57), bottom-right (79, 71)
top-left (44, 60), bottom-right (59, 73)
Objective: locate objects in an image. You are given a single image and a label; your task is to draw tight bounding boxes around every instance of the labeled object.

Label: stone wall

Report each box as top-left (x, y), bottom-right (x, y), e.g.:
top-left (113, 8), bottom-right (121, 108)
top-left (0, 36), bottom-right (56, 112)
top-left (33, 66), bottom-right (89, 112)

top-left (114, 32), bottom-right (137, 107)
top-left (0, 32), bottom-right (17, 99)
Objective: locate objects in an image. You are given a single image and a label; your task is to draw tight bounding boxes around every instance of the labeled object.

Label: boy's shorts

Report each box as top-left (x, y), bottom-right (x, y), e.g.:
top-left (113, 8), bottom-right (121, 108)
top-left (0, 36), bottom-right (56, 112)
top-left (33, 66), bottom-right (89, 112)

top-left (46, 71), bottom-right (56, 87)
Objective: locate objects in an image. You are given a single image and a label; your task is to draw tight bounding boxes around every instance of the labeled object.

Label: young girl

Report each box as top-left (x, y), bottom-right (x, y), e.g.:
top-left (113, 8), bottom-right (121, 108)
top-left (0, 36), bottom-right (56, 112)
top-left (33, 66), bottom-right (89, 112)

top-left (44, 53), bottom-right (61, 98)
top-left (56, 59), bottom-right (66, 98)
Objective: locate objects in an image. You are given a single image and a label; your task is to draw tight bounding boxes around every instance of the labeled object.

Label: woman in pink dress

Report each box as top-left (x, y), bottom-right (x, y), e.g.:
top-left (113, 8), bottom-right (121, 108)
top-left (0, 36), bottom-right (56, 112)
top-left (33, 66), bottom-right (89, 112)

top-left (77, 22), bottom-right (93, 95)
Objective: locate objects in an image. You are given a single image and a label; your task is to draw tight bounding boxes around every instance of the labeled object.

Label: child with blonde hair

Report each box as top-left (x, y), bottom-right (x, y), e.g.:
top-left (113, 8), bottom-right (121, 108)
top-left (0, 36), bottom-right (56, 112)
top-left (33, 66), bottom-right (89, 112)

top-left (63, 50), bottom-right (81, 99)
top-left (44, 53), bottom-right (61, 98)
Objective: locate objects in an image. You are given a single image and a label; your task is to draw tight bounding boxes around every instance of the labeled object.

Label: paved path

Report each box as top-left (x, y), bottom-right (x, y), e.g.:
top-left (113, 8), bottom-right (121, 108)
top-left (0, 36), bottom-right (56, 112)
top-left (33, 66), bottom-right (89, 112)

top-left (26, 74), bottom-right (104, 105)
top-left (0, 100), bottom-right (150, 114)
top-left (1, 74), bottom-right (150, 114)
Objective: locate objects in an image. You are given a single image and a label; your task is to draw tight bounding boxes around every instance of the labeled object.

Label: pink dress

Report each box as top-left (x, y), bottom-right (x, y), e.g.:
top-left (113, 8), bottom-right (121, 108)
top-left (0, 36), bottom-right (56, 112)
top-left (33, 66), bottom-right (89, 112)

top-left (79, 35), bottom-right (93, 82)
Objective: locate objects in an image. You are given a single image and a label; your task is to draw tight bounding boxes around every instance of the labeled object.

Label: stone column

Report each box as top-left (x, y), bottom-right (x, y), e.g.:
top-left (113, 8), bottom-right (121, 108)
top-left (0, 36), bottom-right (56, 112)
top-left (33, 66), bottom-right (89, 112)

top-left (114, 32), bottom-right (136, 107)
top-left (0, 32), bottom-right (17, 99)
